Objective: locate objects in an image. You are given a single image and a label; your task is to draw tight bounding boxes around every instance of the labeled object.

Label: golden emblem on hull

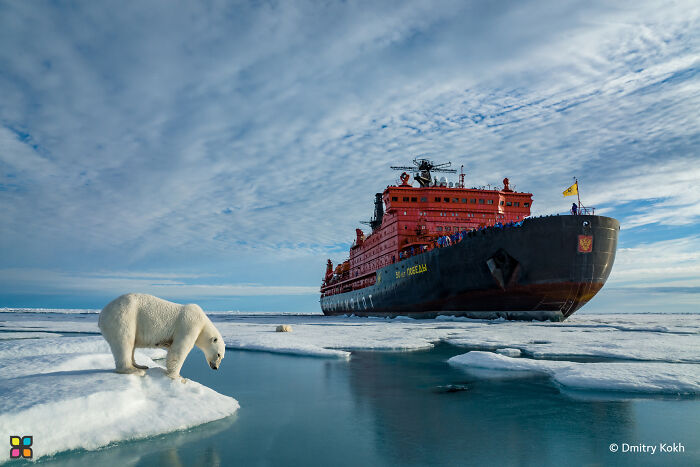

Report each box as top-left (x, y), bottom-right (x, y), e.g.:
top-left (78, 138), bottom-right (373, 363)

top-left (578, 235), bottom-right (593, 253)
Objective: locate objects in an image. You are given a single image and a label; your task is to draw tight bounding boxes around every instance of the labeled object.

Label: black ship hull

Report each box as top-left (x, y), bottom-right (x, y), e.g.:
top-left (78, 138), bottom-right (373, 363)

top-left (320, 215), bottom-right (619, 321)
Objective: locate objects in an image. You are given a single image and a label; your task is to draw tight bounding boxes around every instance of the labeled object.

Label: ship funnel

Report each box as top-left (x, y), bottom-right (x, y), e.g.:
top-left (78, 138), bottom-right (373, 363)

top-left (370, 193), bottom-right (384, 230)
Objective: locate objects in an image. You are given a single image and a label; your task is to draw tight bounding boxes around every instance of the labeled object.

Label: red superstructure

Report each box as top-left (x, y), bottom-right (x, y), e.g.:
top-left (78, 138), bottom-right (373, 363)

top-left (322, 160), bottom-right (532, 297)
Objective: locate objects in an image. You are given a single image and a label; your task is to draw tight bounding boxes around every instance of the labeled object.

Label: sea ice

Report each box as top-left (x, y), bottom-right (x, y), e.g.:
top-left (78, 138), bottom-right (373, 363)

top-left (217, 320), bottom-right (439, 358)
top-left (0, 337), bottom-right (238, 462)
top-left (448, 351), bottom-right (700, 394)
top-left (0, 318), bottom-right (99, 334)
top-left (2, 313), bottom-right (698, 364)
top-left (2, 311), bottom-right (699, 397)
top-left (0, 331), bottom-right (57, 340)
top-left (495, 348), bottom-right (522, 357)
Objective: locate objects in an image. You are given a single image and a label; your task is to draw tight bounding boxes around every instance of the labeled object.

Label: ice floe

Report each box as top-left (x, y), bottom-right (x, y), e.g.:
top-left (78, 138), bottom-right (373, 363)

top-left (448, 351), bottom-right (700, 394)
top-left (0, 308), bottom-right (100, 314)
top-left (0, 318), bottom-right (99, 334)
top-left (2, 313), bottom-right (698, 363)
top-left (214, 313), bottom-right (700, 365)
top-left (0, 337), bottom-right (238, 462)
top-left (0, 310), bottom-right (697, 461)
top-left (0, 331), bottom-right (58, 340)
top-left (495, 348), bottom-right (522, 357)
top-left (2, 311), bottom-right (699, 397)
top-left (218, 320), bottom-right (440, 358)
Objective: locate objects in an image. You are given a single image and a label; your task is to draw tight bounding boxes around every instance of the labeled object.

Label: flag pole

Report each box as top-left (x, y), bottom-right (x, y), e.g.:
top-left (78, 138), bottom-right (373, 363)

top-left (575, 177), bottom-right (581, 211)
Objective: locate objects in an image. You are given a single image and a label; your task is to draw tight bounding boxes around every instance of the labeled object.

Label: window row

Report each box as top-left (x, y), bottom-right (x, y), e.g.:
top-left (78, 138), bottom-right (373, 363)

top-left (391, 196), bottom-right (529, 208)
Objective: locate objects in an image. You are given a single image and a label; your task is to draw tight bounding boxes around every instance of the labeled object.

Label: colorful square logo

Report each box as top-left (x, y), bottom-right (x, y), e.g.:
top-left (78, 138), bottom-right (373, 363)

top-left (10, 436), bottom-right (32, 459)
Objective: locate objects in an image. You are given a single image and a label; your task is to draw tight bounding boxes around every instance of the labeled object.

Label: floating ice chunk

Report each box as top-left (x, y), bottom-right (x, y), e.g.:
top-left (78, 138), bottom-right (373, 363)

top-left (216, 321), bottom-right (437, 358)
top-left (495, 348), bottom-right (521, 357)
top-left (0, 338), bottom-right (237, 461)
top-left (448, 351), bottom-right (700, 394)
top-left (226, 339), bottom-right (350, 359)
top-left (444, 319), bottom-right (700, 363)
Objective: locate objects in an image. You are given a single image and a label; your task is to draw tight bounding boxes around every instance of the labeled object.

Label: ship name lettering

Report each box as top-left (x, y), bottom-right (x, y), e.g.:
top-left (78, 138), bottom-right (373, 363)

top-left (407, 264), bottom-right (428, 276)
top-left (396, 264), bottom-right (427, 279)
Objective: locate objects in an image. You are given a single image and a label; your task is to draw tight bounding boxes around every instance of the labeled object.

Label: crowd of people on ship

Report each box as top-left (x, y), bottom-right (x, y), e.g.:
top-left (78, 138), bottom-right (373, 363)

top-left (434, 220), bottom-right (524, 250)
top-left (396, 220), bottom-right (526, 261)
top-left (398, 245), bottom-right (429, 260)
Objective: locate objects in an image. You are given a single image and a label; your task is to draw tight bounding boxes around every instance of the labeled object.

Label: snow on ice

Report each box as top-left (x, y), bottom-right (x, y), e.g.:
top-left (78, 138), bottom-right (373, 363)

top-left (0, 337), bottom-right (238, 462)
top-left (448, 351), bottom-right (700, 394)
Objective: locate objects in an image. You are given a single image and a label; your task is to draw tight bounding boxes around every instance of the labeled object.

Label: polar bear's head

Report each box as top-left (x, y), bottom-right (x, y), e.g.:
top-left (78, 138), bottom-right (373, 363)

top-left (197, 322), bottom-right (226, 370)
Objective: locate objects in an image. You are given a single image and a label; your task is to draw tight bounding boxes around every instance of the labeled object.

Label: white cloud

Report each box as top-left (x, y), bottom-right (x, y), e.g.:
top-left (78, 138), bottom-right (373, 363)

top-left (0, 269), bottom-right (318, 297)
top-left (0, 0), bottom-right (698, 307)
top-left (607, 236), bottom-right (700, 288)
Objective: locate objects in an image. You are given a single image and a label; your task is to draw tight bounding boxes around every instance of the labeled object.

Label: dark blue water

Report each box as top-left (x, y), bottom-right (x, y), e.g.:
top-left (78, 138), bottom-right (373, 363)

top-left (23, 344), bottom-right (700, 466)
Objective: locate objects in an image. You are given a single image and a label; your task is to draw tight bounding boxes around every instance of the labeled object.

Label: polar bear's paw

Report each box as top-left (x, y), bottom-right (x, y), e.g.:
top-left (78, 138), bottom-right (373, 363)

top-left (166, 372), bottom-right (188, 383)
top-left (116, 367), bottom-right (146, 376)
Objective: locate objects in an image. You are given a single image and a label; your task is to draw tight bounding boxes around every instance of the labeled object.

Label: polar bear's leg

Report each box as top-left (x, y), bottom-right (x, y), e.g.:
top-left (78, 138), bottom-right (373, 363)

top-left (165, 329), bottom-right (197, 381)
top-left (108, 334), bottom-right (145, 376)
top-left (131, 346), bottom-right (149, 370)
top-left (113, 347), bottom-right (146, 375)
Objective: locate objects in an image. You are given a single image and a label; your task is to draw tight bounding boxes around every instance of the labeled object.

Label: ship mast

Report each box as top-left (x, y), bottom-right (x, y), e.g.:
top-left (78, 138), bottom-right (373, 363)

top-left (572, 176), bottom-right (595, 215)
top-left (390, 157), bottom-right (457, 187)
top-left (575, 177), bottom-right (581, 211)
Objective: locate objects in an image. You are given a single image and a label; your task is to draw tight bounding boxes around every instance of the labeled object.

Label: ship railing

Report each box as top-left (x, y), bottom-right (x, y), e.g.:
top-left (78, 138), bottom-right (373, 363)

top-left (396, 221), bottom-right (529, 264)
top-left (433, 222), bottom-right (526, 250)
top-left (320, 270), bottom-right (377, 294)
top-left (398, 238), bottom-right (431, 259)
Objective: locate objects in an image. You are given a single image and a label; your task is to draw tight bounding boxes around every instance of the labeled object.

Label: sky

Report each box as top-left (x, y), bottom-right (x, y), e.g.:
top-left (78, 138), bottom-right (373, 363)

top-left (0, 0), bottom-right (698, 312)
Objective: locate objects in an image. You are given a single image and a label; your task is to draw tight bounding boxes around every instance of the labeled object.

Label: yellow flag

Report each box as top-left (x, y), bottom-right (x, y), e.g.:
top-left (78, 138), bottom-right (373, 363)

top-left (563, 182), bottom-right (578, 197)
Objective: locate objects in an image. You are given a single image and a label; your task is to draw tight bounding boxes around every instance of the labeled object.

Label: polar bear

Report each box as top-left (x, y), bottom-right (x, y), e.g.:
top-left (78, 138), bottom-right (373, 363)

top-left (98, 293), bottom-right (225, 381)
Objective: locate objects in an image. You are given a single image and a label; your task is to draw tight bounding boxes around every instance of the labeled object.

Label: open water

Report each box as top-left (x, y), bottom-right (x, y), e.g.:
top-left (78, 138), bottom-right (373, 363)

top-left (28, 342), bottom-right (699, 466)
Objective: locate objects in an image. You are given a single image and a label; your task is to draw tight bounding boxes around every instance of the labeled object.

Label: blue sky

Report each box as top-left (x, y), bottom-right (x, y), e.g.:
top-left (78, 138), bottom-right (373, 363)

top-left (0, 0), bottom-right (698, 312)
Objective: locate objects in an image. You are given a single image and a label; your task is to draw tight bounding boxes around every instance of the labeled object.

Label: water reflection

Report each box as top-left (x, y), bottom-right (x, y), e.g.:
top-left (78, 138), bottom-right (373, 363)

top-left (345, 344), bottom-right (636, 466)
top-left (41, 415), bottom-right (235, 467)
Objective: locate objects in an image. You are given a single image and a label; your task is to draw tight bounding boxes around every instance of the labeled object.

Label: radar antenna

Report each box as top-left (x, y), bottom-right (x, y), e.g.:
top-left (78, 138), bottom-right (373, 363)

top-left (391, 156), bottom-right (457, 187)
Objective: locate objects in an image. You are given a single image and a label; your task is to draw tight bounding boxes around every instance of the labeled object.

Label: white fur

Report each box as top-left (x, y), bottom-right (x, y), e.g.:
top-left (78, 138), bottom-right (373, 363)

top-left (98, 293), bottom-right (225, 381)
top-left (276, 325), bottom-right (293, 332)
